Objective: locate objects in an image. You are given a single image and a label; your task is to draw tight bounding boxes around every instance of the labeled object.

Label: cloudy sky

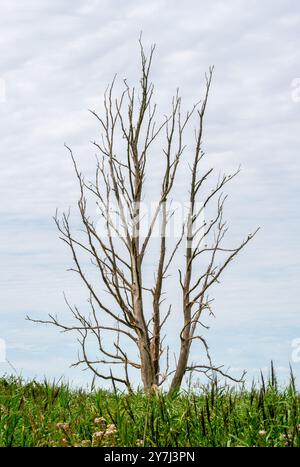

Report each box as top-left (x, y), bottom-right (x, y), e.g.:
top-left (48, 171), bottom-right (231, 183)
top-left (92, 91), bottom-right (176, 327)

top-left (0, 0), bottom-right (300, 389)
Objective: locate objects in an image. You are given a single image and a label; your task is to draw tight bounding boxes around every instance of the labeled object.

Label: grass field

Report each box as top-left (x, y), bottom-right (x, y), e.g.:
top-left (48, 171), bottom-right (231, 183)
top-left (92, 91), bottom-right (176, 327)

top-left (0, 369), bottom-right (299, 447)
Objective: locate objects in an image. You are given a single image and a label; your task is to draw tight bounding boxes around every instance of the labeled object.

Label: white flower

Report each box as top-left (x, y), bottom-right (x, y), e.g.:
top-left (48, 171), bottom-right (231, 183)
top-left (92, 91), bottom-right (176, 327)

top-left (81, 440), bottom-right (91, 446)
top-left (105, 424), bottom-right (117, 436)
top-left (56, 422), bottom-right (70, 431)
top-left (93, 431), bottom-right (104, 438)
top-left (94, 417), bottom-right (107, 428)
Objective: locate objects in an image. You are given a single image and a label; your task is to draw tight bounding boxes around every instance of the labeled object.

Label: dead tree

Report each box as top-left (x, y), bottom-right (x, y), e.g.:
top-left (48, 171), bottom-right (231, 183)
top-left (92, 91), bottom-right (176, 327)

top-left (29, 40), bottom-right (259, 393)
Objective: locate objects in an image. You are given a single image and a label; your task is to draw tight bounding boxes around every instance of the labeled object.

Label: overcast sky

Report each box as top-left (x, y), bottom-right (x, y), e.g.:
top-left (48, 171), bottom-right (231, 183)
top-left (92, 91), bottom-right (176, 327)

top-left (0, 0), bottom-right (300, 389)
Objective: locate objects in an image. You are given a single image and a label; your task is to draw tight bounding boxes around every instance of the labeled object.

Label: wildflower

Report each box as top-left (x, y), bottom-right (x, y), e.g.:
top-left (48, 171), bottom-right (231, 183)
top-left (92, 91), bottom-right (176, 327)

top-left (136, 439), bottom-right (144, 447)
top-left (81, 439), bottom-right (91, 446)
top-left (92, 431), bottom-right (105, 446)
top-left (258, 430), bottom-right (266, 436)
top-left (105, 424), bottom-right (117, 436)
top-left (56, 422), bottom-right (70, 432)
top-left (93, 431), bottom-right (104, 439)
top-left (94, 417), bottom-right (107, 428)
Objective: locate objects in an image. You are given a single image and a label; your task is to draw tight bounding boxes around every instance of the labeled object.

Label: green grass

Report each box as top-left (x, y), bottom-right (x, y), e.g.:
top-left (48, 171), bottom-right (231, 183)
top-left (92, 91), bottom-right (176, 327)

top-left (0, 369), bottom-right (299, 447)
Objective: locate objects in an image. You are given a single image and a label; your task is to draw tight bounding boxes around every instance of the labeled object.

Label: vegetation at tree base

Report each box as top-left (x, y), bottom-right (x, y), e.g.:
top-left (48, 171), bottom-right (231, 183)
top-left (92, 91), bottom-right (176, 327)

top-left (0, 368), bottom-right (299, 447)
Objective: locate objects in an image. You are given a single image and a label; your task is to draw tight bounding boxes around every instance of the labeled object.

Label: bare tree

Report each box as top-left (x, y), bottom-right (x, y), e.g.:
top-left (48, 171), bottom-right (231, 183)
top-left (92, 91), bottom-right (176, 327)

top-left (29, 40), bottom-right (259, 394)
